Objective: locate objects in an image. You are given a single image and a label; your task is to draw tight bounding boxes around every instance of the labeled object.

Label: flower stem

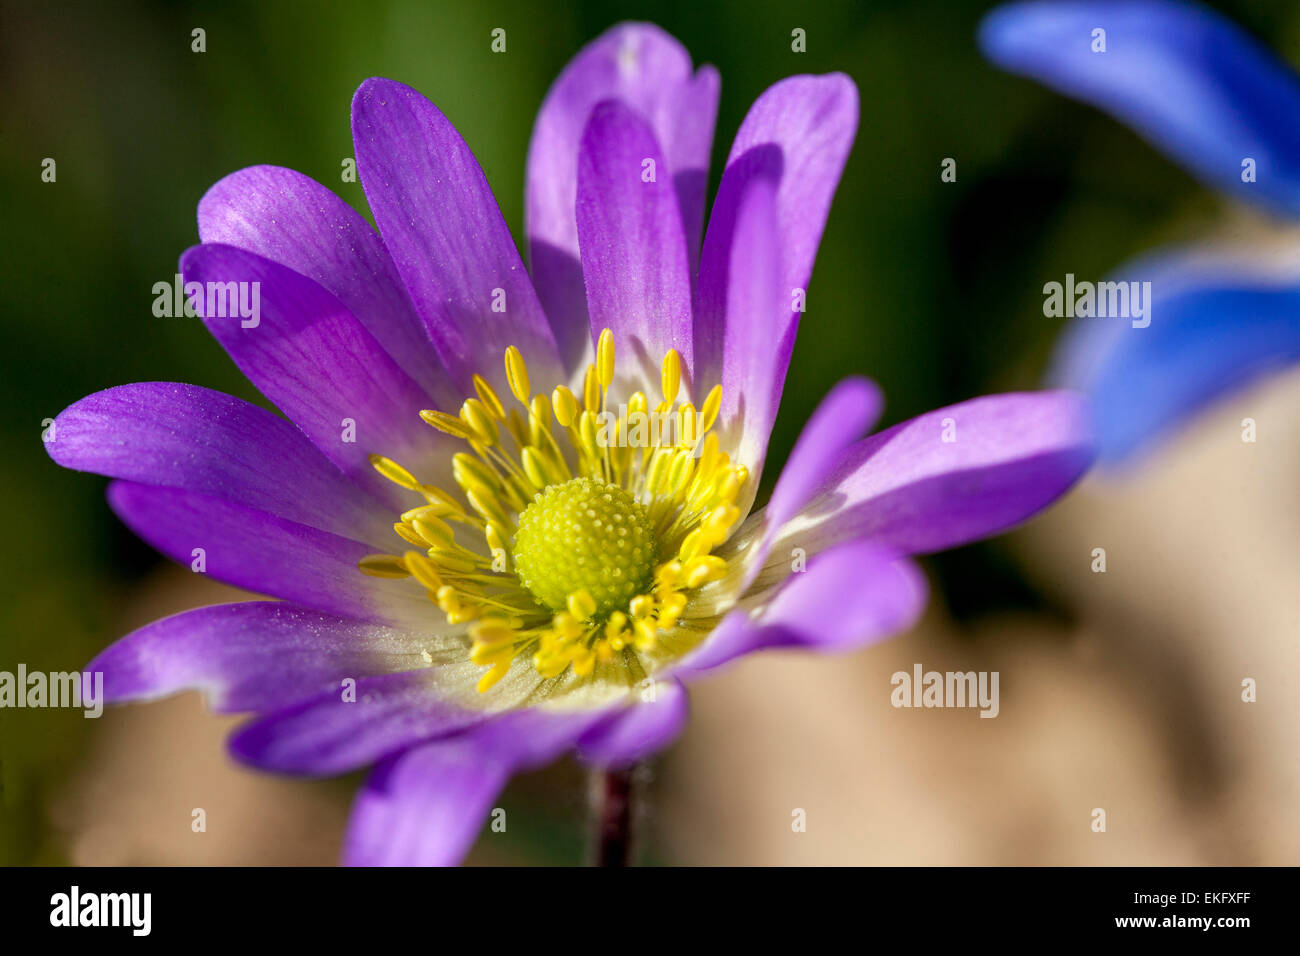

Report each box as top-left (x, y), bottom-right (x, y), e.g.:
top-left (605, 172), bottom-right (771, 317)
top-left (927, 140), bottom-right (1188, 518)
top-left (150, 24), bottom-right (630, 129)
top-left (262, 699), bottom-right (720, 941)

top-left (591, 766), bottom-right (635, 866)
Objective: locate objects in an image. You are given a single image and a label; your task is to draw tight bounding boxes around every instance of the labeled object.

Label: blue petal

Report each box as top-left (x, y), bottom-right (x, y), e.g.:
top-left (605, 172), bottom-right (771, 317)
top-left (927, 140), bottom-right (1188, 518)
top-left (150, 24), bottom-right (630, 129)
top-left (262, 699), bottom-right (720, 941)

top-left (980, 0), bottom-right (1300, 216)
top-left (1049, 246), bottom-right (1300, 462)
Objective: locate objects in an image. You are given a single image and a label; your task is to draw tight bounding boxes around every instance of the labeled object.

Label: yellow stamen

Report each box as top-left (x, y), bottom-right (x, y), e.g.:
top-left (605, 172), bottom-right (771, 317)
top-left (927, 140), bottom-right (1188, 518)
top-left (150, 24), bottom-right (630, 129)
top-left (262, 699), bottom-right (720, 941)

top-left (360, 328), bottom-right (748, 691)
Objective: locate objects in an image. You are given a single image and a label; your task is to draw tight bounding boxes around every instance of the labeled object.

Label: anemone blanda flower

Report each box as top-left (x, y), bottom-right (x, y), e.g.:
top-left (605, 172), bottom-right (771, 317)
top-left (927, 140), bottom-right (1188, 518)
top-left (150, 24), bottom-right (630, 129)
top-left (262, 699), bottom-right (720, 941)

top-left (48, 22), bottom-right (1094, 865)
top-left (981, 0), bottom-right (1300, 464)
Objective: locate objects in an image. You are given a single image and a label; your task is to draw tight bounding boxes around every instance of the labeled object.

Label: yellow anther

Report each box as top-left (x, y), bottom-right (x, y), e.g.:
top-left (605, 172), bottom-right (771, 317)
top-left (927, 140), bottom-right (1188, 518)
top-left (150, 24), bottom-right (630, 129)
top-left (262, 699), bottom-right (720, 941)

top-left (528, 395), bottom-right (552, 443)
top-left (633, 618), bottom-right (658, 650)
top-left (469, 619), bottom-right (517, 647)
top-left (578, 410), bottom-right (601, 460)
top-left (420, 485), bottom-right (464, 512)
top-left (656, 560), bottom-right (683, 588)
top-left (678, 403), bottom-right (698, 446)
top-left (404, 551), bottom-right (445, 591)
top-left (461, 399), bottom-right (499, 447)
top-left (583, 364), bottom-right (600, 411)
top-left (465, 488), bottom-right (513, 530)
top-left (661, 349), bottom-right (681, 403)
top-left (605, 610), bottom-right (628, 640)
top-left (552, 386), bottom-right (578, 427)
top-left (684, 555), bottom-right (728, 588)
top-left (471, 642), bottom-right (515, 667)
top-left (358, 554), bottom-right (411, 578)
top-left (369, 454), bottom-right (420, 490)
top-left (504, 346), bottom-right (531, 404)
top-left (411, 513), bottom-right (455, 549)
top-left (645, 449), bottom-right (671, 495)
top-left (485, 522), bottom-right (510, 559)
top-left (462, 400), bottom-right (496, 447)
top-left (552, 611), bottom-right (585, 640)
top-left (678, 527), bottom-right (711, 562)
top-left (520, 447), bottom-right (550, 490)
top-left (630, 594), bottom-right (655, 619)
top-left (470, 377), bottom-right (504, 421)
top-left (572, 649), bottom-right (597, 678)
top-left (420, 409), bottom-right (474, 440)
top-left (700, 385), bottom-right (722, 433)
top-left (667, 448), bottom-right (695, 496)
top-left (429, 550), bottom-right (480, 574)
top-left (703, 504), bottom-right (740, 538)
top-left (477, 660), bottom-right (511, 693)
top-left (394, 522), bottom-right (427, 548)
top-left (401, 502), bottom-right (456, 523)
top-left (451, 452), bottom-right (499, 491)
top-left (567, 589), bottom-right (597, 620)
top-left (596, 328), bottom-right (616, 388)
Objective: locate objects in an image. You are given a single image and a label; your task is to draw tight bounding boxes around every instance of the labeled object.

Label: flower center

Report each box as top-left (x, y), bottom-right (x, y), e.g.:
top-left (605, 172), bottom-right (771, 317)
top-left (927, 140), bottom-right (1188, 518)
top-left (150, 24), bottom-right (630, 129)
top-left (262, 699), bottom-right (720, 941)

top-left (358, 328), bottom-right (748, 694)
top-left (513, 477), bottom-right (656, 614)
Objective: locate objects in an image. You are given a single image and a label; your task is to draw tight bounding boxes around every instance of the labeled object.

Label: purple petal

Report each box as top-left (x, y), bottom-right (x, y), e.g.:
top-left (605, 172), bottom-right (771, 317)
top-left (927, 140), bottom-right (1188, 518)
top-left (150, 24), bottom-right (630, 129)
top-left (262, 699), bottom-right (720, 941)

top-left (695, 74), bottom-right (859, 402)
top-left (709, 169), bottom-right (786, 478)
top-left (788, 391), bottom-right (1095, 556)
top-left (107, 481), bottom-right (432, 629)
top-left (980, 0), bottom-right (1300, 217)
top-left (88, 602), bottom-right (433, 714)
top-left (351, 77), bottom-right (564, 392)
top-left (343, 738), bottom-right (511, 866)
top-left (227, 669), bottom-right (484, 777)
top-left (576, 100), bottom-right (694, 378)
top-left (342, 705), bottom-right (608, 865)
top-left (197, 165), bottom-right (458, 408)
top-left (738, 377), bottom-right (882, 585)
top-left (673, 542), bottom-right (927, 675)
top-left (577, 680), bottom-right (689, 768)
top-left (526, 22), bottom-right (720, 368)
top-left (181, 243), bottom-right (451, 499)
top-left (47, 382), bottom-right (393, 548)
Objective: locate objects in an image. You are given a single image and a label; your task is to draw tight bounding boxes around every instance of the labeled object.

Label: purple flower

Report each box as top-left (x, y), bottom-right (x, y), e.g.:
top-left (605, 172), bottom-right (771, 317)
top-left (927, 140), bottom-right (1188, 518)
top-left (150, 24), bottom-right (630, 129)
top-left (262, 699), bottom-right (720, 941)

top-left (48, 23), bottom-right (1093, 865)
top-left (981, 0), bottom-right (1300, 462)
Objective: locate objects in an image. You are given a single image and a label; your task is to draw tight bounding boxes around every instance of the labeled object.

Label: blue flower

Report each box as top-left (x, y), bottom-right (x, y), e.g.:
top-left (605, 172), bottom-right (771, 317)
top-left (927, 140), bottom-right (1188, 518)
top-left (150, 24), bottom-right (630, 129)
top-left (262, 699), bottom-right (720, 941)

top-left (981, 0), bottom-right (1300, 463)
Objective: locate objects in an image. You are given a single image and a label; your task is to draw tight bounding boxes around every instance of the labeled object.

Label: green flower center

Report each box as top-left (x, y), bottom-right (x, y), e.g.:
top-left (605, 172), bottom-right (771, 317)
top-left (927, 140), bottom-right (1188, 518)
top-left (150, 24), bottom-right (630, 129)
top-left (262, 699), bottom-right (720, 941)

top-left (512, 477), bottom-right (656, 616)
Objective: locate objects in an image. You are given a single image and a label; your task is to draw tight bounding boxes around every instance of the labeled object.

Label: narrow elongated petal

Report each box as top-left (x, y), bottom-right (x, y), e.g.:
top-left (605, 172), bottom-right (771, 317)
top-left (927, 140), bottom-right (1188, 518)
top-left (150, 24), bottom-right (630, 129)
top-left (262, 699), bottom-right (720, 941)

top-left (88, 602), bottom-right (435, 714)
top-left (342, 706), bottom-right (609, 865)
top-left (576, 101), bottom-right (694, 380)
top-left (672, 543), bottom-right (927, 675)
top-left (1049, 246), bottom-right (1300, 461)
top-left (577, 680), bottom-right (689, 768)
top-left (47, 383), bottom-right (393, 548)
top-left (227, 669), bottom-right (487, 777)
top-left (980, 0), bottom-right (1300, 215)
top-left (181, 243), bottom-right (449, 499)
top-left (107, 481), bottom-right (432, 629)
top-left (526, 22), bottom-right (719, 368)
top-left (197, 165), bottom-right (458, 407)
top-left (695, 74), bottom-right (859, 398)
top-left (772, 391), bottom-right (1095, 557)
top-left (711, 170), bottom-right (786, 480)
top-left (351, 77), bottom-right (564, 393)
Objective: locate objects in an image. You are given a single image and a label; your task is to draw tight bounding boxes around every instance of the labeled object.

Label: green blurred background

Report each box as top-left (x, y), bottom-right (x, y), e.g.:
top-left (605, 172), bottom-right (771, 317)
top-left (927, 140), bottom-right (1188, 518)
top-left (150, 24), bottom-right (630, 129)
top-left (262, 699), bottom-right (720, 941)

top-left (2, 0), bottom-right (1295, 864)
